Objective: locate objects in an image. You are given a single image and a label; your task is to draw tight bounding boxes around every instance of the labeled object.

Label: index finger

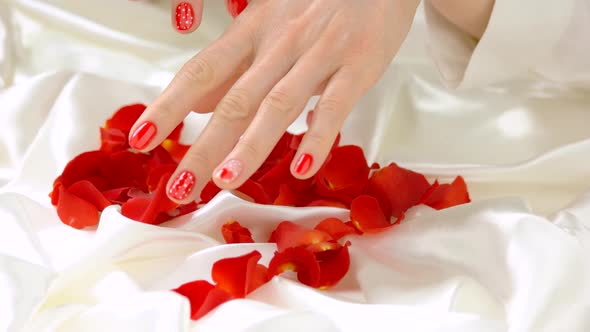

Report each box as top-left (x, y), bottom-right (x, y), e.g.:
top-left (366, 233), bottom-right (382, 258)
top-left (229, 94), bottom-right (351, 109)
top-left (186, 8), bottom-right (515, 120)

top-left (129, 27), bottom-right (252, 151)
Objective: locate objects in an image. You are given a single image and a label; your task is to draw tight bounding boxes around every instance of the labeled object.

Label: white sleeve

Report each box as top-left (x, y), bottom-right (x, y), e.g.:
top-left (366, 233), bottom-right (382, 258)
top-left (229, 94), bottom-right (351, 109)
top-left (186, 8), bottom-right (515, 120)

top-left (424, 0), bottom-right (590, 89)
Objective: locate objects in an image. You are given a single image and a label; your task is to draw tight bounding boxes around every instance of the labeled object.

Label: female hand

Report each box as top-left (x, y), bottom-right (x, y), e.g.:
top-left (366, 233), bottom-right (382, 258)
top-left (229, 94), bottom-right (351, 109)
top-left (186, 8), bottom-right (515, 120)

top-left (129, 0), bottom-right (421, 203)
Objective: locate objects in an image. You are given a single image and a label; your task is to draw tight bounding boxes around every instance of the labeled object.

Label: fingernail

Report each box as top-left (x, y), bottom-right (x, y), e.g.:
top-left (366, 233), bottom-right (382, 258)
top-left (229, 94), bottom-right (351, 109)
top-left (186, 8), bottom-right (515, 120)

top-left (175, 2), bottom-right (195, 31)
top-left (215, 159), bottom-right (242, 183)
top-left (168, 171), bottom-right (196, 200)
top-left (294, 153), bottom-right (313, 175)
top-left (129, 121), bottom-right (157, 150)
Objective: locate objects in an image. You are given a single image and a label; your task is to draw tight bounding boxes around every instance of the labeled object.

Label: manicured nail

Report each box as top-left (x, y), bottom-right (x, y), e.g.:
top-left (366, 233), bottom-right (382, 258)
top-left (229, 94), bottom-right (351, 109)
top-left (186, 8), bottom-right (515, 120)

top-left (215, 159), bottom-right (242, 183)
top-left (175, 2), bottom-right (194, 31)
top-left (294, 153), bottom-right (313, 175)
top-left (129, 121), bottom-right (157, 150)
top-left (168, 171), bottom-right (196, 200)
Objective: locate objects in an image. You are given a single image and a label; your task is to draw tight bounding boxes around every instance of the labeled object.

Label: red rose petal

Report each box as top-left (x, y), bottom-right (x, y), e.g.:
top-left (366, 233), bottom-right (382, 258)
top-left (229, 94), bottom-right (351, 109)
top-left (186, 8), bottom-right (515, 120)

top-left (147, 164), bottom-right (177, 192)
top-left (273, 184), bottom-right (298, 206)
top-left (67, 180), bottom-right (111, 210)
top-left (161, 139), bottom-right (190, 163)
top-left (176, 201), bottom-right (199, 217)
top-left (193, 287), bottom-right (235, 320)
top-left (421, 176), bottom-right (471, 210)
top-left (268, 246), bottom-right (321, 288)
top-left (314, 145), bottom-right (369, 204)
top-left (316, 244), bottom-right (351, 289)
top-left (100, 128), bottom-right (128, 153)
top-left (173, 280), bottom-right (235, 320)
top-left (272, 221), bottom-right (333, 252)
top-left (167, 122), bottom-right (184, 142)
top-left (306, 199), bottom-right (348, 209)
top-left (350, 195), bottom-right (391, 233)
top-left (314, 218), bottom-right (356, 240)
top-left (102, 187), bottom-right (131, 204)
top-left (200, 181), bottom-right (222, 204)
top-left (60, 150), bottom-right (108, 188)
top-left (257, 150), bottom-right (296, 199)
top-left (236, 180), bottom-right (272, 204)
top-left (105, 103), bottom-right (146, 135)
top-left (99, 150), bottom-right (149, 191)
top-left (221, 221), bottom-right (254, 244)
top-left (367, 163), bottom-right (430, 219)
top-left (212, 250), bottom-right (269, 298)
top-left (121, 197), bottom-right (151, 222)
top-left (56, 185), bottom-right (100, 229)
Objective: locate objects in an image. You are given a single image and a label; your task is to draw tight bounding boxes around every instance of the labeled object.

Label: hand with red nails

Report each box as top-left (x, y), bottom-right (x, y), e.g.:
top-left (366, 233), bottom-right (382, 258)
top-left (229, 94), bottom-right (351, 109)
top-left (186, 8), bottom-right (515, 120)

top-left (129, 0), bottom-right (421, 203)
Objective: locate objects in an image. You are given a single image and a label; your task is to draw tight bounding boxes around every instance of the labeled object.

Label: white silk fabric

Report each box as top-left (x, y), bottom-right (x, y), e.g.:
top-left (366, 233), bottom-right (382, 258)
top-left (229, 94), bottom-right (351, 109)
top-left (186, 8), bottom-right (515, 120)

top-left (1, 1), bottom-right (589, 332)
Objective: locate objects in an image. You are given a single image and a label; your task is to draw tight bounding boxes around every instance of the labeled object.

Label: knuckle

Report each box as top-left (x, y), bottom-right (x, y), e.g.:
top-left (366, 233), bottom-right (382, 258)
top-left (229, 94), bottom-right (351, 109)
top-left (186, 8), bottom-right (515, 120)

top-left (180, 56), bottom-right (215, 84)
top-left (304, 131), bottom-right (331, 148)
top-left (318, 96), bottom-right (342, 116)
top-left (261, 90), bottom-right (297, 115)
top-left (216, 89), bottom-right (252, 122)
top-left (186, 149), bottom-right (213, 172)
top-left (237, 138), bottom-right (260, 158)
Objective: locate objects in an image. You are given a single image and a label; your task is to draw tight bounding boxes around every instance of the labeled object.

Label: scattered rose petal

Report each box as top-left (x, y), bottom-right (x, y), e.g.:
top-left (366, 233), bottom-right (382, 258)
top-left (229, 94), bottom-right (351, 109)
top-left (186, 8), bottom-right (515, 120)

top-left (56, 185), bottom-right (100, 229)
top-left (222, 221), bottom-right (254, 244)
top-left (314, 218), bottom-right (356, 240)
top-left (268, 246), bottom-right (321, 288)
top-left (367, 162), bottom-right (430, 219)
top-left (421, 176), bottom-right (471, 210)
top-left (350, 195), bottom-right (391, 233)
top-left (212, 250), bottom-right (269, 298)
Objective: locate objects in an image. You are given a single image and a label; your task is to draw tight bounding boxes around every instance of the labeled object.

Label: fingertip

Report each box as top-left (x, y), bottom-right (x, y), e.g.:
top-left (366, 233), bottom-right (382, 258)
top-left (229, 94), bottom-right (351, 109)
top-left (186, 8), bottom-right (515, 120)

top-left (172, 0), bottom-right (204, 34)
top-left (211, 159), bottom-right (245, 190)
top-left (167, 169), bottom-right (198, 204)
top-left (291, 152), bottom-right (315, 180)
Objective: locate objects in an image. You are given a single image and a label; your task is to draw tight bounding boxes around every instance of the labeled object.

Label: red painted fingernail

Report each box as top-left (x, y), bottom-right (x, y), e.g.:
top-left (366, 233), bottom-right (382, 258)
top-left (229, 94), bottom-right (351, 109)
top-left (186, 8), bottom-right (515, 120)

top-left (175, 2), bottom-right (194, 31)
top-left (168, 171), bottom-right (196, 200)
top-left (215, 159), bottom-right (242, 183)
top-left (129, 121), bottom-right (157, 150)
top-left (226, 0), bottom-right (248, 18)
top-left (294, 153), bottom-right (313, 175)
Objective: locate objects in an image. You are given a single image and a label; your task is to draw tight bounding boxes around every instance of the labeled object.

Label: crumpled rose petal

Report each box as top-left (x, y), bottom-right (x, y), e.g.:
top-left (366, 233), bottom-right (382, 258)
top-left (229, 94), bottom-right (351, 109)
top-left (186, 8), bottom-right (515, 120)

top-left (221, 221), bottom-right (254, 244)
top-left (314, 145), bottom-right (369, 205)
top-left (367, 162), bottom-right (431, 219)
top-left (67, 180), bottom-right (111, 210)
top-left (212, 250), bottom-right (269, 298)
top-left (314, 218), bottom-right (356, 240)
top-left (268, 246), bottom-right (321, 288)
top-left (173, 280), bottom-right (235, 320)
top-left (56, 185), bottom-right (100, 229)
top-left (101, 187), bottom-right (130, 204)
top-left (271, 221), bottom-right (333, 252)
top-left (120, 173), bottom-right (177, 224)
top-left (350, 195), bottom-right (391, 233)
top-left (421, 176), bottom-right (471, 210)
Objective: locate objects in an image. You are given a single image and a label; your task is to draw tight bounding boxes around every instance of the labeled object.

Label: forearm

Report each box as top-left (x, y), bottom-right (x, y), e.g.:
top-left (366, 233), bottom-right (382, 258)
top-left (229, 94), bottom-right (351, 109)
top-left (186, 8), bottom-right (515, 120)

top-left (429, 0), bottom-right (495, 39)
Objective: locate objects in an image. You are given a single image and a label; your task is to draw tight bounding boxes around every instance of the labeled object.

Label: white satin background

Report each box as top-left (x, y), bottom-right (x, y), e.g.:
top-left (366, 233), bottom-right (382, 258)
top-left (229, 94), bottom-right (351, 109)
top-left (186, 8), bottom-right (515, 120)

top-left (0, 1), bottom-right (589, 331)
